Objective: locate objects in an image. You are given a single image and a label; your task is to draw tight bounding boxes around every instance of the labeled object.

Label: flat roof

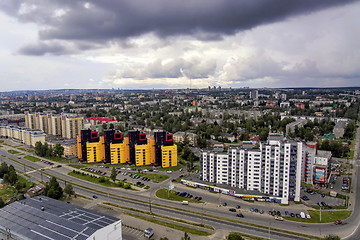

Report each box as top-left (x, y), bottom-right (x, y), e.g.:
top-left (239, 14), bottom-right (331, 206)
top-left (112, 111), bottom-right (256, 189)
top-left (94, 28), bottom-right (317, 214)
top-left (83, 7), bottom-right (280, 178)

top-left (0, 196), bottom-right (121, 240)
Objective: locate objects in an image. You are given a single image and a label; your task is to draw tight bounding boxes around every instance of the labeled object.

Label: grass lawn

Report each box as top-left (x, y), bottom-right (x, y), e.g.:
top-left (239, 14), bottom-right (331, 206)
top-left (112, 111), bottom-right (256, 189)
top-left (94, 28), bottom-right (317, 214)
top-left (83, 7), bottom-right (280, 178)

top-left (142, 173), bottom-right (169, 183)
top-left (0, 184), bottom-right (17, 201)
top-left (17, 147), bottom-right (34, 153)
top-left (124, 212), bottom-right (211, 236)
top-left (227, 232), bottom-right (265, 240)
top-left (157, 165), bottom-right (183, 172)
top-left (69, 164), bottom-right (85, 169)
top-left (7, 149), bottom-right (20, 155)
top-left (156, 189), bottom-right (202, 203)
top-left (284, 210), bottom-right (352, 223)
top-left (24, 155), bottom-right (41, 162)
top-left (350, 140), bottom-right (356, 150)
top-left (346, 151), bottom-right (355, 159)
top-left (68, 171), bottom-right (119, 188)
top-left (0, 140), bottom-right (4, 143)
top-left (68, 171), bottom-right (135, 190)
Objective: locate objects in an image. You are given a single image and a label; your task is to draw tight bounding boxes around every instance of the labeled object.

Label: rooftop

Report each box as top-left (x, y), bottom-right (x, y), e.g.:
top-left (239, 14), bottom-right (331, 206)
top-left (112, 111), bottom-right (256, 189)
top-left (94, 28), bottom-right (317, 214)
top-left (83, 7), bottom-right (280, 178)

top-left (0, 196), bottom-right (121, 240)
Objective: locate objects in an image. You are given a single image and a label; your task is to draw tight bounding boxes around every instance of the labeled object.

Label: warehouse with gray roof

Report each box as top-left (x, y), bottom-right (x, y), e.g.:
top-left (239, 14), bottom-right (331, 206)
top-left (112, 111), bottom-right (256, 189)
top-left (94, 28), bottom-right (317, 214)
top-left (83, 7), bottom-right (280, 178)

top-left (0, 196), bottom-right (122, 240)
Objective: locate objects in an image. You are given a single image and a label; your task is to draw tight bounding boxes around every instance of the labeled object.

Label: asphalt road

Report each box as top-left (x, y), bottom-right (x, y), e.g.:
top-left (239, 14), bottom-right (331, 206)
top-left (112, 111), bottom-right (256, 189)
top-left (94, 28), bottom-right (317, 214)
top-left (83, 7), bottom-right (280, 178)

top-left (1, 125), bottom-right (360, 240)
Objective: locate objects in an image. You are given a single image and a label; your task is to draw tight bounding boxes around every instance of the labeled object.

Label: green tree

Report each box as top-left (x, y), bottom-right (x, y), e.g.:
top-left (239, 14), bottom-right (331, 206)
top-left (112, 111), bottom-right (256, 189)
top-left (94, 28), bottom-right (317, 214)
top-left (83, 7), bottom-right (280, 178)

top-left (3, 165), bottom-right (18, 185)
top-left (35, 141), bottom-right (43, 156)
top-left (109, 123), bottom-right (115, 129)
top-left (0, 162), bottom-right (9, 178)
top-left (110, 167), bottom-right (118, 183)
top-left (0, 198), bottom-right (5, 208)
top-left (181, 232), bottom-right (191, 240)
top-left (64, 183), bottom-right (75, 197)
top-left (53, 143), bottom-right (64, 157)
top-left (44, 177), bottom-right (63, 199)
top-left (102, 122), bottom-right (108, 130)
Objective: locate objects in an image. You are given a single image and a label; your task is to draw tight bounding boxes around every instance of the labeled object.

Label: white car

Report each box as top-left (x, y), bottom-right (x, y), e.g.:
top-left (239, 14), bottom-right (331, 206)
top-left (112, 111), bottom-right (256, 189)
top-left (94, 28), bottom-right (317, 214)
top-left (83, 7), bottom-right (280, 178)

top-left (275, 216), bottom-right (284, 221)
top-left (306, 214), bottom-right (311, 219)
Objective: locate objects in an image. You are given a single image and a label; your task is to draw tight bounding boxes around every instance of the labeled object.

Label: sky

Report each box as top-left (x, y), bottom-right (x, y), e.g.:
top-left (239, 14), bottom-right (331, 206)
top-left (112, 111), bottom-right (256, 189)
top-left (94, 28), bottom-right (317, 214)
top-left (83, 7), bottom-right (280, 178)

top-left (0, 0), bottom-right (359, 91)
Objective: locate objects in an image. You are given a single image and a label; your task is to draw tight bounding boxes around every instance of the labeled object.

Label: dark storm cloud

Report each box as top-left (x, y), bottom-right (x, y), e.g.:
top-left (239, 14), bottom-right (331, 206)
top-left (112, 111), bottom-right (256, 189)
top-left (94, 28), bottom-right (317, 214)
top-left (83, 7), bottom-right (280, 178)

top-left (0, 0), bottom-right (358, 55)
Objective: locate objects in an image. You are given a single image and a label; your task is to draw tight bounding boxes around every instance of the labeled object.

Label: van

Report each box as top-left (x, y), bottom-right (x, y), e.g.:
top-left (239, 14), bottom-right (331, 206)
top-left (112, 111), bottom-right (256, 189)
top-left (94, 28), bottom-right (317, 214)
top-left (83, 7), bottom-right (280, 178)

top-left (144, 228), bottom-right (154, 239)
top-left (182, 201), bottom-right (189, 205)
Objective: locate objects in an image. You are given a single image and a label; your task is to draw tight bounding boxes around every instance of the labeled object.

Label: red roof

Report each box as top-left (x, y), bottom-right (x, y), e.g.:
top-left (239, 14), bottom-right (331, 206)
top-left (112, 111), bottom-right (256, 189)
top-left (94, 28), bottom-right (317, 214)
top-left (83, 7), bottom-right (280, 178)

top-left (87, 117), bottom-right (116, 122)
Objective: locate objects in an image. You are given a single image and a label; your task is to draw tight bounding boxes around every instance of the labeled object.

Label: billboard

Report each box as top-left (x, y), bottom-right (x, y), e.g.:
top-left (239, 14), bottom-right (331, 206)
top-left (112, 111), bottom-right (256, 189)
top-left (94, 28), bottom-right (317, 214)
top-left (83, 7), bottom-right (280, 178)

top-left (314, 167), bottom-right (326, 183)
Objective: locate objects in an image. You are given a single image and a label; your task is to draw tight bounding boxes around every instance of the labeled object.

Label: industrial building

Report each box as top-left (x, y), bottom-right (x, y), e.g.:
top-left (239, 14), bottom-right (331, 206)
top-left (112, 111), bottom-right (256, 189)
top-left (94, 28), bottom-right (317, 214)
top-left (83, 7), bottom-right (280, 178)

top-left (77, 130), bottom-right (177, 168)
top-left (0, 196), bottom-right (122, 240)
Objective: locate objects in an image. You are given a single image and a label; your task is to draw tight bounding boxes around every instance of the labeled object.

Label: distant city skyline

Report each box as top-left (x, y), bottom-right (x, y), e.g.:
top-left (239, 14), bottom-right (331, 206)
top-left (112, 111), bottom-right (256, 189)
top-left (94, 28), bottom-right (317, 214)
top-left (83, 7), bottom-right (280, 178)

top-left (0, 0), bottom-right (359, 91)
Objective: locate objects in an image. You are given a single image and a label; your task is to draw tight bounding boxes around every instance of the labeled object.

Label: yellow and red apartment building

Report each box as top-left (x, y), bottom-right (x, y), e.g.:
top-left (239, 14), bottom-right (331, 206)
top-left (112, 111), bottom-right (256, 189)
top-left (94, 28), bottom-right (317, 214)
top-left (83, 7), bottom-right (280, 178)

top-left (77, 129), bottom-right (177, 168)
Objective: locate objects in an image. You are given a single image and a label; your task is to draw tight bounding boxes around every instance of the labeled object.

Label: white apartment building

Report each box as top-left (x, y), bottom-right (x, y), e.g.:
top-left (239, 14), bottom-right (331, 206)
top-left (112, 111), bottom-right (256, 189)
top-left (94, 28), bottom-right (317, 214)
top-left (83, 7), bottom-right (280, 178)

top-left (201, 133), bottom-right (303, 204)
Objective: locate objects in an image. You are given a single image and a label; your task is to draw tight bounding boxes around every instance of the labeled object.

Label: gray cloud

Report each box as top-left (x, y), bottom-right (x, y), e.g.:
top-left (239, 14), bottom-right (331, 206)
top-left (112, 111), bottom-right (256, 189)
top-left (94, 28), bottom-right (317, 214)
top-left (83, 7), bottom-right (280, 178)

top-left (110, 57), bottom-right (217, 80)
top-left (1, 0), bottom-right (358, 55)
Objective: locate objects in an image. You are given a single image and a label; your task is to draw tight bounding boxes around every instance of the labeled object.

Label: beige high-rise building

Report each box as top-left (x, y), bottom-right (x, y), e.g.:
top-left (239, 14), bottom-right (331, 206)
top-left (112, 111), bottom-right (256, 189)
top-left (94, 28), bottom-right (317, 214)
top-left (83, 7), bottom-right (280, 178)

top-left (50, 115), bottom-right (62, 136)
top-left (24, 112), bottom-right (83, 139)
top-left (61, 115), bottom-right (83, 139)
top-left (25, 112), bottom-right (37, 129)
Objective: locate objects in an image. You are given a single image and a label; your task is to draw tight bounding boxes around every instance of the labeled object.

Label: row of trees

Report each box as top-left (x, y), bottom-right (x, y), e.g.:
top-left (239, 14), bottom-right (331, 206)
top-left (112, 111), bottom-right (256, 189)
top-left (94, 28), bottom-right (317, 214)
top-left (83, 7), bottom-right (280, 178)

top-left (35, 142), bottom-right (64, 158)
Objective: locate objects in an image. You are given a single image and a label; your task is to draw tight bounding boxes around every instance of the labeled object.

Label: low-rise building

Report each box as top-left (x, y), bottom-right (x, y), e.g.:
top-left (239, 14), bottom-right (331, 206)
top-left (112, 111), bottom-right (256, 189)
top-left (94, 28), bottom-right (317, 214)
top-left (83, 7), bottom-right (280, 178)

top-left (333, 121), bottom-right (347, 138)
top-left (0, 196), bottom-right (122, 240)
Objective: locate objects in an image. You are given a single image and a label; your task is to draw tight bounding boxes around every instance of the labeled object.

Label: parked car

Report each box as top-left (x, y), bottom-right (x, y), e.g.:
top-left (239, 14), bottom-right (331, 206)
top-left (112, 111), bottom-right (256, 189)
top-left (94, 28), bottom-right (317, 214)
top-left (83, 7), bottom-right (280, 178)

top-left (321, 193), bottom-right (325, 198)
top-left (290, 213), bottom-right (295, 217)
top-left (334, 220), bottom-right (342, 225)
top-left (236, 205), bottom-right (241, 209)
top-left (236, 213), bottom-right (244, 218)
top-left (229, 208), bottom-right (236, 212)
top-left (275, 216), bottom-right (284, 221)
top-left (250, 207), bottom-right (254, 212)
top-left (285, 211), bottom-right (290, 217)
top-left (93, 195), bottom-right (98, 199)
top-left (306, 214), bottom-right (311, 219)
top-left (302, 196), bottom-right (309, 201)
top-left (259, 210), bottom-right (264, 214)
top-left (223, 202), bottom-right (227, 206)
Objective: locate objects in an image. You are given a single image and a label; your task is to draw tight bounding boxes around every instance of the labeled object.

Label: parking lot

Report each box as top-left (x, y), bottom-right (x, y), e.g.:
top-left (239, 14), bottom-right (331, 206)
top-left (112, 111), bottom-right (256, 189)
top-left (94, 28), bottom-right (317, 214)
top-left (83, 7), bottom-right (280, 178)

top-left (301, 188), bottom-right (345, 207)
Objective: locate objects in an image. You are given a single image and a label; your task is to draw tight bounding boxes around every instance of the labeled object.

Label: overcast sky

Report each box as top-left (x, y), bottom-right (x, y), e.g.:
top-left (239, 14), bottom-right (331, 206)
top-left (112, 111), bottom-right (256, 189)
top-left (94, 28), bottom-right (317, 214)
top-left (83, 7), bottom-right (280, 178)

top-left (0, 0), bottom-right (359, 91)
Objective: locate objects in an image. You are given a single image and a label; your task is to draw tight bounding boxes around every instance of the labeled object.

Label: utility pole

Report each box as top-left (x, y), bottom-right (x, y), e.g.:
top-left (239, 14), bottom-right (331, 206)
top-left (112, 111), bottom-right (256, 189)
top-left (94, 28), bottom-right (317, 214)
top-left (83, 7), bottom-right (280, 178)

top-left (268, 220), bottom-right (271, 240)
top-left (201, 203), bottom-right (204, 225)
top-left (149, 198), bottom-right (152, 214)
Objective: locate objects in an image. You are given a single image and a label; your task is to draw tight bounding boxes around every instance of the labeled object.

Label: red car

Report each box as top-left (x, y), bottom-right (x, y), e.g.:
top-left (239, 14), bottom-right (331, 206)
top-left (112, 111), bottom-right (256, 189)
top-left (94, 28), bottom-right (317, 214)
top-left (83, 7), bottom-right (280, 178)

top-left (334, 220), bottom-right (342, 225)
